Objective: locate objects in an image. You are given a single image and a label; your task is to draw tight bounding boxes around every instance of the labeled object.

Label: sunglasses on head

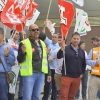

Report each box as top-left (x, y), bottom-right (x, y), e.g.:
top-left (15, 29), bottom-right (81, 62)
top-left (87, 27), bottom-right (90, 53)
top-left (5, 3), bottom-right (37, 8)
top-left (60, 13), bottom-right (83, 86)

top-left (30, 28), bottom-right (39, 32)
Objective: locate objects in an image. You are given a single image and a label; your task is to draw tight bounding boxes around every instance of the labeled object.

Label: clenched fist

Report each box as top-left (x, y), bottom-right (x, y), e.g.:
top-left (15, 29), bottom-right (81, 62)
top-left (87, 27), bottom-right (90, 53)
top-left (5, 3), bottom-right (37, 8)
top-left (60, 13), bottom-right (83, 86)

top-left (21, 44), bottom-right (26, 53)
top-left (4, 47), bottom-right (9, 57)
top-left (61, 43), bottom-right (65, 51)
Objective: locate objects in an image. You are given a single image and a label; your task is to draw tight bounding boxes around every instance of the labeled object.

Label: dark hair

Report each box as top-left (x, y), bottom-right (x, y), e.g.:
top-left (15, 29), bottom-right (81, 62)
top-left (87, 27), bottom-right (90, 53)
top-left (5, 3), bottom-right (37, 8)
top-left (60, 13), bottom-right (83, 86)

top-left (10, 29), bottom-right (16, 36)
top-left (58, 34), bottom-right (67, 44)
top-left (58, 35), bottom-right (65, 40)
top-left (91, 36), bottom-right (99, 42)
top-left (79, 40), bottom-right (85, 46)
top-left (58, 35), bottom-right (62, 38)
top-left (39, 32), bottom-right (46, 41)
top-left (0, 27), bottom-right (4, 34)
top-left (72, 32), bottom-right (80, 37)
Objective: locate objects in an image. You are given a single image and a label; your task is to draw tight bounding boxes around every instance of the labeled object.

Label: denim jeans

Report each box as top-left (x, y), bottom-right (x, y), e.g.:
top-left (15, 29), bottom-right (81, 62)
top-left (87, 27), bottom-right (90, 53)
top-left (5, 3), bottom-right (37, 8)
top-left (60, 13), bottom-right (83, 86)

top-left (22, 72), bottom-right (45, 100)
top-left (8, 93), bottom-right (14, 100)
top-left (18, 75), bottom-right (23, 97)
top-left (75, 70), bottom-right (88, 99)
top-left (0, 74), bottom-right (8, 100)
top-left (97, 90), bottom-right (100, 99)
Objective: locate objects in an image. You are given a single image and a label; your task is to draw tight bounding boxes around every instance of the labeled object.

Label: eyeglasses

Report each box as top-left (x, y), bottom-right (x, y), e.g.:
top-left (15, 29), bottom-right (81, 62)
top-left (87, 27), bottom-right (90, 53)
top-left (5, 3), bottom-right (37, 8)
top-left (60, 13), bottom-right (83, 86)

top-left (76, 52), bottom-right (78, 58)
top-left (30, 28), bottom-right (39, 32)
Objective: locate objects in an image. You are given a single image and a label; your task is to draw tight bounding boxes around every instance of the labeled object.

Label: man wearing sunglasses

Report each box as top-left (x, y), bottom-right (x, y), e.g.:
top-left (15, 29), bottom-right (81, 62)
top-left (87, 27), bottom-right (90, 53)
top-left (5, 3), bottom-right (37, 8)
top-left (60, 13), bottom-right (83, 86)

top-left (17, 24), bottom-right (51, 100)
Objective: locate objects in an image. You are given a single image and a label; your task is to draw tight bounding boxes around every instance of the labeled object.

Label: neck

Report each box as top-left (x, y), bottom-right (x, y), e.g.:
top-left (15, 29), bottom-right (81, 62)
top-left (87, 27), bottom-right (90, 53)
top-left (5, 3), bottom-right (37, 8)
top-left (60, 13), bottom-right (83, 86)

top-left (72, 44), bottom-right (78, 49)
top-left (13, 39), bottom-right (17, 42)
top-left (30, 37), bottom-right (38, 41)
top-left (52, 41), bottom-right (57, 44)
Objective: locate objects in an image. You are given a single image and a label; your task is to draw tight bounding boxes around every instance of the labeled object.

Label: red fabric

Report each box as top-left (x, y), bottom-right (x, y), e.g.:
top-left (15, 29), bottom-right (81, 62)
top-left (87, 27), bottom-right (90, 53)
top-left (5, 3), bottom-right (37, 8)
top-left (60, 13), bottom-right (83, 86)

top-left (1, 0), bottom-right (38, 31)
top-left (58, 0), bottom-right (74, 38)
top-left (59, 76), bottom-right (81, 100)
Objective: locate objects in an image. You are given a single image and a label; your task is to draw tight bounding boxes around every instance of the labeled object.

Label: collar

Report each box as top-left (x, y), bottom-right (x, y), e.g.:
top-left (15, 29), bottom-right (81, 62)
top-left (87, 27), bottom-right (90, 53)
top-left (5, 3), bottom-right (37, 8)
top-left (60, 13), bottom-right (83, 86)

top-left (51, 42), bottom-right (59, 46)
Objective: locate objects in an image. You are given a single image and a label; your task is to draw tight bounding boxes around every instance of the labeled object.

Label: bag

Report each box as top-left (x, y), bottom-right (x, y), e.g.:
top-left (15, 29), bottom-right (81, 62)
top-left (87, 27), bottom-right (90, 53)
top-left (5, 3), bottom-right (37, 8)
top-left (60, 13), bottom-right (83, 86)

top-left (6, 72), bottom-right (14, 84)
top-left (0, 58), bottom-right (14, 84)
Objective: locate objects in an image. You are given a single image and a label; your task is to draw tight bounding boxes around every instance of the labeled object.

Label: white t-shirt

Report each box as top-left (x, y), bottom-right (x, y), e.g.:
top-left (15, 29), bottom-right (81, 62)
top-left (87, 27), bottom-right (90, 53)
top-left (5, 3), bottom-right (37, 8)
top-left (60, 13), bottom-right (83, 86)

top-left (50, 48), bottom-right (63, 74)
top-left (8, 39), bottom-right (19, 66)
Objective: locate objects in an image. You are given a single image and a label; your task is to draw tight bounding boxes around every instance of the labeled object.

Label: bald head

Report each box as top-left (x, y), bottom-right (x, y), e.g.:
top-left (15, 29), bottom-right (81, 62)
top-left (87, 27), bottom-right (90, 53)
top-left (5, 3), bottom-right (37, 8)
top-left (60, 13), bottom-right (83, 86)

top-left (29, 24), bottom-right (40, 40)
top-left (29, 24), bottom-right (38, 31)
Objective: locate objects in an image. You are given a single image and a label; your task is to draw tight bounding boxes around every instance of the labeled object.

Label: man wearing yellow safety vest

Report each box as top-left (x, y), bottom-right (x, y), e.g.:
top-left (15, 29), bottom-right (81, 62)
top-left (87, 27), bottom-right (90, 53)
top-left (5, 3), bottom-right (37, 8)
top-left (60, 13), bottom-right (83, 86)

top-left (17, 24), bottom-right (51, 100)
top-left (86, 36), bottom-right (100, 100)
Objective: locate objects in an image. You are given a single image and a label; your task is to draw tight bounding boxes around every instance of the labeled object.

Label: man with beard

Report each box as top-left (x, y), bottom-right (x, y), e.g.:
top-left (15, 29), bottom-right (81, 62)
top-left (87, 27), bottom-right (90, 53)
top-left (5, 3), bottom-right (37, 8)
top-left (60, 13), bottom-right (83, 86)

top-left (17, 24), bottom-right (51, 100)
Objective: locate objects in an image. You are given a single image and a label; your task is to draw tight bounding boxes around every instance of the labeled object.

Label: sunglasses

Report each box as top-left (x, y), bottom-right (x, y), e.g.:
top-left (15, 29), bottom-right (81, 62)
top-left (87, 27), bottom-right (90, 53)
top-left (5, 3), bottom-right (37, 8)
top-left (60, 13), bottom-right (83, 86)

top-left (30, 28), bottom-right (39, 32)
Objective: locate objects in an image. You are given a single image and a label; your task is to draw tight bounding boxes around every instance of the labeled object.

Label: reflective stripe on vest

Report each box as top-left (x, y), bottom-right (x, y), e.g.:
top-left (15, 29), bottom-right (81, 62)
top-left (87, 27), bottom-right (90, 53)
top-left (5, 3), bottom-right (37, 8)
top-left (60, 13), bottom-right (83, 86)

top-left (91, 47), bottom-right (100, 76)
top-left (20, 38), bottom-right (48, 76)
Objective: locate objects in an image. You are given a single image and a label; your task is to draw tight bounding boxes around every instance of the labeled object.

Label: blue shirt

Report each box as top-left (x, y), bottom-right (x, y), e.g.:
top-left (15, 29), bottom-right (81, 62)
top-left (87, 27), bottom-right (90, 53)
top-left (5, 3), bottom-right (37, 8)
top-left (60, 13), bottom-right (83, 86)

top-left (45, 37), bottom-right (59, 69)
top-left (0, 43), bottom-right (15, 72)
top-left (86, 49), bottom-right (97, 67)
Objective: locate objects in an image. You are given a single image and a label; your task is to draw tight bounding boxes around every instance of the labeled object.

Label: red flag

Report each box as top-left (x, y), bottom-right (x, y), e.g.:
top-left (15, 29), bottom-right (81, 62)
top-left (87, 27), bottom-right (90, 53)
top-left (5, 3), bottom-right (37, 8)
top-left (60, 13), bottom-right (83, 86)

top-left (58, 0), bottom-right (74, 39)
top-left (23, 0), bottom-right (38, 21)
top-left (1, 0), bottom-right (38, 31)
top-left (1, 0), bottom-right (21, 24)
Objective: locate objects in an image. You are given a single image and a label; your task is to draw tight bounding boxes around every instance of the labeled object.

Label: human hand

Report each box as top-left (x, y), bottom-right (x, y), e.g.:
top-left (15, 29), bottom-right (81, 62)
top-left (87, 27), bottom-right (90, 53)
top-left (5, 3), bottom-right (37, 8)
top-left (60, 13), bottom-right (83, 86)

top-left (96, 59), bottom-right (100, 65)
top-left (4, 47), bottom-right (9, 57)
top-left (21, 44), bottom-right (26, 53)
top-left (48, 56), bottom-right (53, 61)
top-left (61, 43), bottom-right (65, 51)
top-left (47, 76), bottom-right (51, 82)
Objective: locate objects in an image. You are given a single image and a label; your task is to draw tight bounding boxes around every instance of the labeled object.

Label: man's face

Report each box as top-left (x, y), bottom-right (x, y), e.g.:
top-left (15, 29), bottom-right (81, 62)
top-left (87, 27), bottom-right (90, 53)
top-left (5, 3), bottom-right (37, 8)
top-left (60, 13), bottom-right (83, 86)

top-left (0, 32), bottom-right (4, 41)
top-left (92, 40), bottom-right (99, 47)
top-left (29, 24), bottom-right (40, 39)
top-left (58, 38), bottom-right (63, 47)
top-left (20, 31), bottom-right (26, 40)
top-left (71, 35), bottom-right (80, 47)
top-left (52, 34), bottom-right (58, 44)
top-left (13, 31), bottom-right (19, 40)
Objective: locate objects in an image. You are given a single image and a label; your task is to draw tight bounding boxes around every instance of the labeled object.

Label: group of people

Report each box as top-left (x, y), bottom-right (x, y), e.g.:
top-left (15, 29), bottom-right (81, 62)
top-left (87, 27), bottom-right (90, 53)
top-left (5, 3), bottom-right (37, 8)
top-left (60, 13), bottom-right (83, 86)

top-left (0, 23), bottom-right (100, 100)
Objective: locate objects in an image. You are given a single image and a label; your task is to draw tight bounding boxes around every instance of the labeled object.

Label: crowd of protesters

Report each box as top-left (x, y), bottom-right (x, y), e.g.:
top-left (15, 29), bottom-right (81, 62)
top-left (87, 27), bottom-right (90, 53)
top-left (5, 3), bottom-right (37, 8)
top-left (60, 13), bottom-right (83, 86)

top-left (0, 23), bottom-right (100, 100)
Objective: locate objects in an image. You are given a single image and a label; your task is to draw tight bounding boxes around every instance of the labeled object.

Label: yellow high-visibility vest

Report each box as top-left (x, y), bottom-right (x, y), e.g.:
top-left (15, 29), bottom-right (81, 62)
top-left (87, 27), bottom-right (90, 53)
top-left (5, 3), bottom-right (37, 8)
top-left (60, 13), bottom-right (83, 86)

top-left (91, 47), bottom-right (100, 76)
top-left (20, 38), bottom-right (48, 76)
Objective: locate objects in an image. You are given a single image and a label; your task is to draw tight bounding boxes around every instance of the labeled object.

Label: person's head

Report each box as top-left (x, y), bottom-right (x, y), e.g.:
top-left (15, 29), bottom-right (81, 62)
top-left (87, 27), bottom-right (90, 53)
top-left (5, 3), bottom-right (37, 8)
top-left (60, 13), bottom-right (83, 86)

top-left (57, 35), bottom-right (65, 47)
top-left (39, 32), bottom-right (46, 41)
top-left (91, 36), bottom-right (99, 47)
top-left (52, 33), bottom-right (59, 44)
top-left (29, 24), bottom-right (40, 40)
top-left (79, 40), bottom-right (85, 50)
top-left (71, 32), bottom-right (81, 47)
top-left (10, 29), bottom-right (19, 41)
top-left (19, 31), bottom-right (26, 40)
top-left (0, 28), bottom-right (4, 42)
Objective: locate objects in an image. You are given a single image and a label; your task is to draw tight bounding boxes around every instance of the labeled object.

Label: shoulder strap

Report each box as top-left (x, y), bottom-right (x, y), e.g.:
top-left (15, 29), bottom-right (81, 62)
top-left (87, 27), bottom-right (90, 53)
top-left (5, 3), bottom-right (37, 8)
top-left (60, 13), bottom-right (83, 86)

top-left (0, 57), bottom-right (7, 72)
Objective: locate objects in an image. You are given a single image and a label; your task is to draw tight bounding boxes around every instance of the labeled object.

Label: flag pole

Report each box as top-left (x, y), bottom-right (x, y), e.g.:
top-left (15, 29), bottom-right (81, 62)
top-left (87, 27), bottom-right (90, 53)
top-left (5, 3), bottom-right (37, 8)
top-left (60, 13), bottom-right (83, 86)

top-left (46, 0), bottom-right (53, 20)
